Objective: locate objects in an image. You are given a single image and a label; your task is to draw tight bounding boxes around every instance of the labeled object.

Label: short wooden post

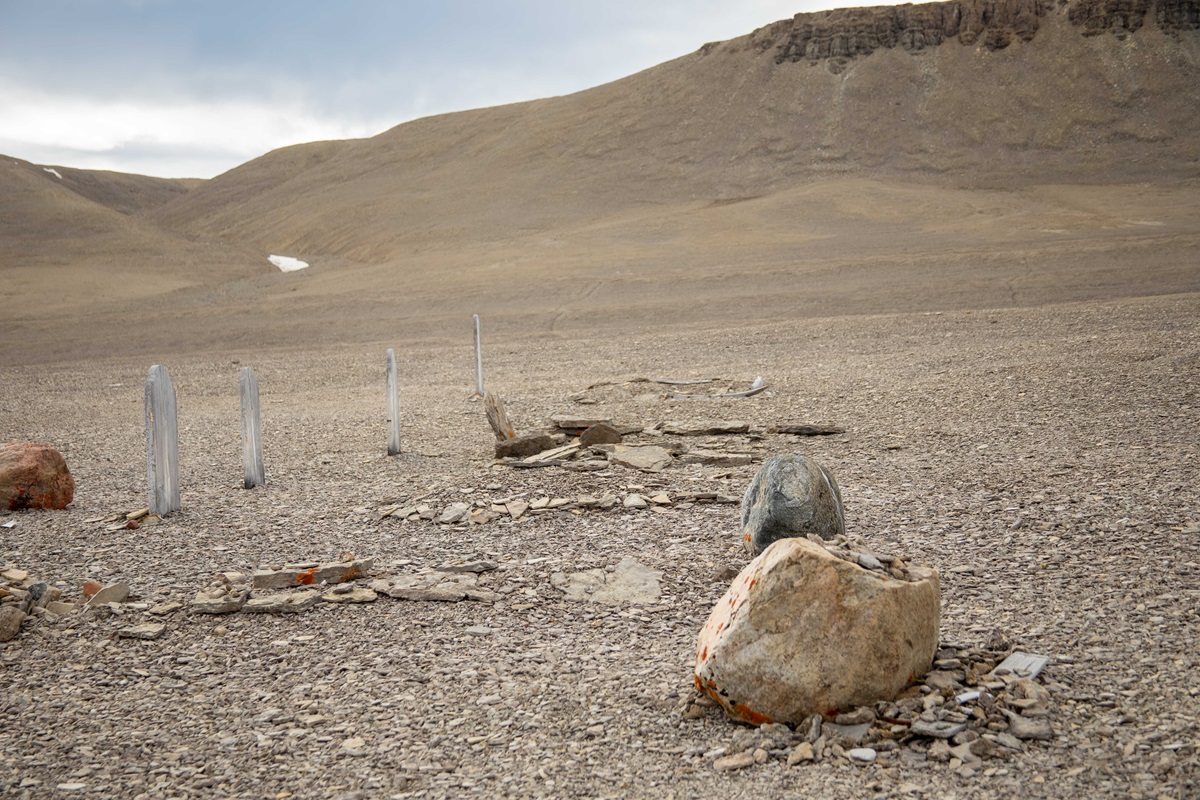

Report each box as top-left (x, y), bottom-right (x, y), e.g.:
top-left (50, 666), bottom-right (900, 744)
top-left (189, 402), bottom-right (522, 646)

top-left (144, 364), bottom-right (180, 516)
top-left (240, 367), bottom-right (265, 488)
top-left (484, 392), bottom-right (516, 441)
top-left (386, 349), bottom-right (401, 456)
top-left (472, 314), bottom-right (485, 397)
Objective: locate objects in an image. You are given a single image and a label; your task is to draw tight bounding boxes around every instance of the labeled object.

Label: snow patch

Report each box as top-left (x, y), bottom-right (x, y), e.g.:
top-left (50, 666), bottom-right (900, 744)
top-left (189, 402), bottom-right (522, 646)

top-left (43, 167), bottom-right (63, 179)
top-left (269, 254), bottom-right (309, 273)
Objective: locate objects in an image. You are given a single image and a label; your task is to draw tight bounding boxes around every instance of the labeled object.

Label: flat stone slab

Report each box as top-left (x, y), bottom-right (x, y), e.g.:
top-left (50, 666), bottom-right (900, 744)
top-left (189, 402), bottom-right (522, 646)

top-left (910, 720), bottom-right (968, 739)
top-left (661, 420), bottom-right (749, 435)
top-left (118, 622), bottom-right (167, 640)
top-left (320, 587), bottom-right (378, 604)
top-left (550, 557), bottom-right (662, 605)
top-left (679, 450), bottom-right (754, 466)
top-left (551, 415), bottom-right (612, 433)
top-left (85, 582), bottom-right (130, 606)
top-left (371, 570), bottom-right (497, 603)
top-left (191, 586), bottom-right (249, 614)
top-left (243, 590), bottom-right (323, 613)
top-left (990, 651), bottom-right (1051, 680)
top-left (608, 445), bottom-right (673, 473)
top-left (251, 559), bottom-right (373, 590)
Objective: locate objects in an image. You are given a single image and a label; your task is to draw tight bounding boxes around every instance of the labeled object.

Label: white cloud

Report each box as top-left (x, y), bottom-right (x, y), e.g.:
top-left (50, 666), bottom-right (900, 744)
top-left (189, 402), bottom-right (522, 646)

top-left (0, 80), bottom-right (383, 177)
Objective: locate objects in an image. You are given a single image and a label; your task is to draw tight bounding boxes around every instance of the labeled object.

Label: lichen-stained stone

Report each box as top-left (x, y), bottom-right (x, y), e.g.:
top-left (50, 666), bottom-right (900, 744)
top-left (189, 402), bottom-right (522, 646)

top-left (741, 454), bottom-right (844, 554)
top-left (695, 538), bottom-right (940, 724)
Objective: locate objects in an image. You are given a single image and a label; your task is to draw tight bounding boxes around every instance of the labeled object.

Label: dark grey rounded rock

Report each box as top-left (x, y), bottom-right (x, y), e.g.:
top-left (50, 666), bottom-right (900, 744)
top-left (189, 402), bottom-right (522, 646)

top-left (741, 454), bottom-right (845, 555)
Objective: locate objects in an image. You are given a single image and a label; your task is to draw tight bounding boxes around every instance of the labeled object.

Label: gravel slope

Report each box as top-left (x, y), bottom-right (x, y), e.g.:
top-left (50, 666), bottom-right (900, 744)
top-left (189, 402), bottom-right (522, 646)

top-left (2, 293), bottom-right (1197, 799)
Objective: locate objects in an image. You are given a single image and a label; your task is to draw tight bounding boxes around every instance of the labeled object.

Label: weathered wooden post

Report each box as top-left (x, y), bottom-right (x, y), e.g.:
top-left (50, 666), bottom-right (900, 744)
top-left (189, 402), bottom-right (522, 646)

top-left (386, 349), bottom-right (401, 456)
top-left (240, 367), bottom-right (265, 488)
top-left (144, 364), bottom-right (180, 516)
top-left (472, 314), bottom-right (485, 397)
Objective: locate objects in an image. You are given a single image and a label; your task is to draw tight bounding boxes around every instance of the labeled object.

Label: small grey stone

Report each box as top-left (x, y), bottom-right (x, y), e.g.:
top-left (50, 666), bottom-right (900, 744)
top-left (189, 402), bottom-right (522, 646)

top-left (1004, 711), bottom-right (1054, 740)
top-left (437, 503), bottom-right (471, 524)
top-left (847, 748), bottom-right (877, 763)
top-left (803, 714), bottom-right (824, 743)
top-left (856, 551), bottom-right (884, 571)
top-left (320, 587), bottom-right (377, 604)
top-left (924, 670), bottom-right (963, 690)
top-left (119, 622), bottom-right (167, 640)
top-left (787, 741), bottom-right (815, 765)
top-left (713, 751), bottom-right (756, 771)
top-left (0, 605), bottom-right (25, 642)
top-left (910, 720), bottom-right (968, 739)
top-left (823, 722), bottom-right (872, 743)
top-left (243, 590), bottom-right (322, 613)
top-left (437, 560), bottom-right (499, 573)
top-left (834, 707), bottom-right (876, 726)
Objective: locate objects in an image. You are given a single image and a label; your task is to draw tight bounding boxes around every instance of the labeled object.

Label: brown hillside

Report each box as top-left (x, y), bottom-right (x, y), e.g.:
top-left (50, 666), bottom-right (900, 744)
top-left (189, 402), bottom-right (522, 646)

top-left (4, 0), bottom-right (1200, 364)
top-left (150, 0), bottom-right (1200, 264)
top-left (37, 163), bottom-right (201, 216)
top-left (0, 157), bottom-right (260, 321)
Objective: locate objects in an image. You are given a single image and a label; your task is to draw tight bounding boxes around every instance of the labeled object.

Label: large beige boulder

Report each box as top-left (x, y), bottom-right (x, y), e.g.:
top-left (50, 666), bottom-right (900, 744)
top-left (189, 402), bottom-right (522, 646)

top-left (695, 537), bottom-right (940, 724)
top-left (0, 442), bottom-right (75, 511)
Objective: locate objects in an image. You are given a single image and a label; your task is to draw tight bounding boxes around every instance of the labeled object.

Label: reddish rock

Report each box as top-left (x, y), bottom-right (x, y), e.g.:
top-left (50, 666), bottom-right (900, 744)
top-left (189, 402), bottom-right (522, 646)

top-left (82, 580), bottom-right (103, 599)
top-left (0, 442), bottom-right (75, 510)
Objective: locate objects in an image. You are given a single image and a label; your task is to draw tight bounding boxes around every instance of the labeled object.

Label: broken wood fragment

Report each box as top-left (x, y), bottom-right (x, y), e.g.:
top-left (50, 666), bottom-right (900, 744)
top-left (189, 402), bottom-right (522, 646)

top-left (767, 423), bottom-right (846, 436)
top-left (989, 652), bottom-right (1051, 681)
top-left (661, 420), bottom-right (749, 436)
top-left (522, 443), bottom-right (580, 464)
top-left (670, 376), bottom-right (766, 399)
top-left (484, 392), bottom-right (516, 442)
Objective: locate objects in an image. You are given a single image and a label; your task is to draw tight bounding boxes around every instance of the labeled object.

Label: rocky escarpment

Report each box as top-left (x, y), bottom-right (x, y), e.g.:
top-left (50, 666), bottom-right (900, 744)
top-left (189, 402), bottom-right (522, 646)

top-left (732, 0), bottom-right (1199, 70)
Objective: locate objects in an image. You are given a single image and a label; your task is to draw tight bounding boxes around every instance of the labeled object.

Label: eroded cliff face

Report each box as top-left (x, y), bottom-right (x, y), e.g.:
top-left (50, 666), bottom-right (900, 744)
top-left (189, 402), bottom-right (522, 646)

top-left (730, 0), bottom-right (1199, 71)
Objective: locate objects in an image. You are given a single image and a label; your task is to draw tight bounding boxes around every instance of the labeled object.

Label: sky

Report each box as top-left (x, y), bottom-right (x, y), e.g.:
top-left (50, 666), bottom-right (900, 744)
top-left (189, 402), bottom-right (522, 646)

top-left (0, 1), bottom-right (889, 179)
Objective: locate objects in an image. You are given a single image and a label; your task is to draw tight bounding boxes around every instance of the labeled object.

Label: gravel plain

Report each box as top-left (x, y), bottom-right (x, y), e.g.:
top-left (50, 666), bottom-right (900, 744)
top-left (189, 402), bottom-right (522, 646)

top-left (2, 293), bottom-right (1198, 799)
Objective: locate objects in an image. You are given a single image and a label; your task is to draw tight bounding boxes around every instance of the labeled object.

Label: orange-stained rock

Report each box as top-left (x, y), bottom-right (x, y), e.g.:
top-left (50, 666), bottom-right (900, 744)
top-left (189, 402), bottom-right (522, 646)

top-left (82, 580), bottom-right (103, 599)
top-left (695, 538), bottom-right (940, 724)
top-left (0, 442), bottom-right (74, 510)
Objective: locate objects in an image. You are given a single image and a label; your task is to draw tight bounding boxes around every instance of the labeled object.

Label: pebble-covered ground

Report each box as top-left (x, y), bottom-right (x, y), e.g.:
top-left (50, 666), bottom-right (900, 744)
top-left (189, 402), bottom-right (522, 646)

top-left (2, 293), bottom-right (1198, 799)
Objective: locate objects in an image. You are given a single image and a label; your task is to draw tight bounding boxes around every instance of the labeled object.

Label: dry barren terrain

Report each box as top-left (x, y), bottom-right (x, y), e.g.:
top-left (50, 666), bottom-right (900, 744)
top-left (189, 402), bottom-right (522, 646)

top-left (2, 292), bottom-right (1198, 799)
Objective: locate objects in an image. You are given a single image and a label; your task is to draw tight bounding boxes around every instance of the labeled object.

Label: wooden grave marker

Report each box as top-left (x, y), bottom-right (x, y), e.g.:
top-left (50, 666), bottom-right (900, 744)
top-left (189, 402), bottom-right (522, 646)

top-left (144, 364), bottom-right (180, 516)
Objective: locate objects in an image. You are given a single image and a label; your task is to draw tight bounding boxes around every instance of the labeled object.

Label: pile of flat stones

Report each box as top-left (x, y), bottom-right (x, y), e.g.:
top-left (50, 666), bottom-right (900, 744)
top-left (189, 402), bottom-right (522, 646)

top-left (1, 563), bottom-right (170, 641)
top-left (380, 490), bottom-right (738, 525)
top-left (802, 533), bottom-right (937, 583)
top-left (192, 557), bottom-right (506, 613)
top-left (683, 642), bottom-right (1058, 777)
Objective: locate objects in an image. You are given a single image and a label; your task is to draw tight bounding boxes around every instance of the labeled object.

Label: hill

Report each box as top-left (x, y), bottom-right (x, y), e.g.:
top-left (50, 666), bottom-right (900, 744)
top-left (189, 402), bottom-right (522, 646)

top-left (149, 0), bottom-right (1200, 262)
top-left (3, 0), bottom-right (1199, 363)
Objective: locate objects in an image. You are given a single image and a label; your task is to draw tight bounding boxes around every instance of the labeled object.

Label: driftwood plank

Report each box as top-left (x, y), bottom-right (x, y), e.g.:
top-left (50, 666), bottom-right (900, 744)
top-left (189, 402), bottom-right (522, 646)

top-left (670, 376), bottom-right (766, 399)
top-left (522, 443), bottom-right (580, 464)
top-left (767, 423), bottom-right (846, 436)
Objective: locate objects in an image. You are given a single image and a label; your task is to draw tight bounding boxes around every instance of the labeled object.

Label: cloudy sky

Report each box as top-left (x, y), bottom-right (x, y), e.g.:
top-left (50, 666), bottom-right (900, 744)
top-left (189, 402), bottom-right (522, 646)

top-left (0, 1), bottom-right (886, 179)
